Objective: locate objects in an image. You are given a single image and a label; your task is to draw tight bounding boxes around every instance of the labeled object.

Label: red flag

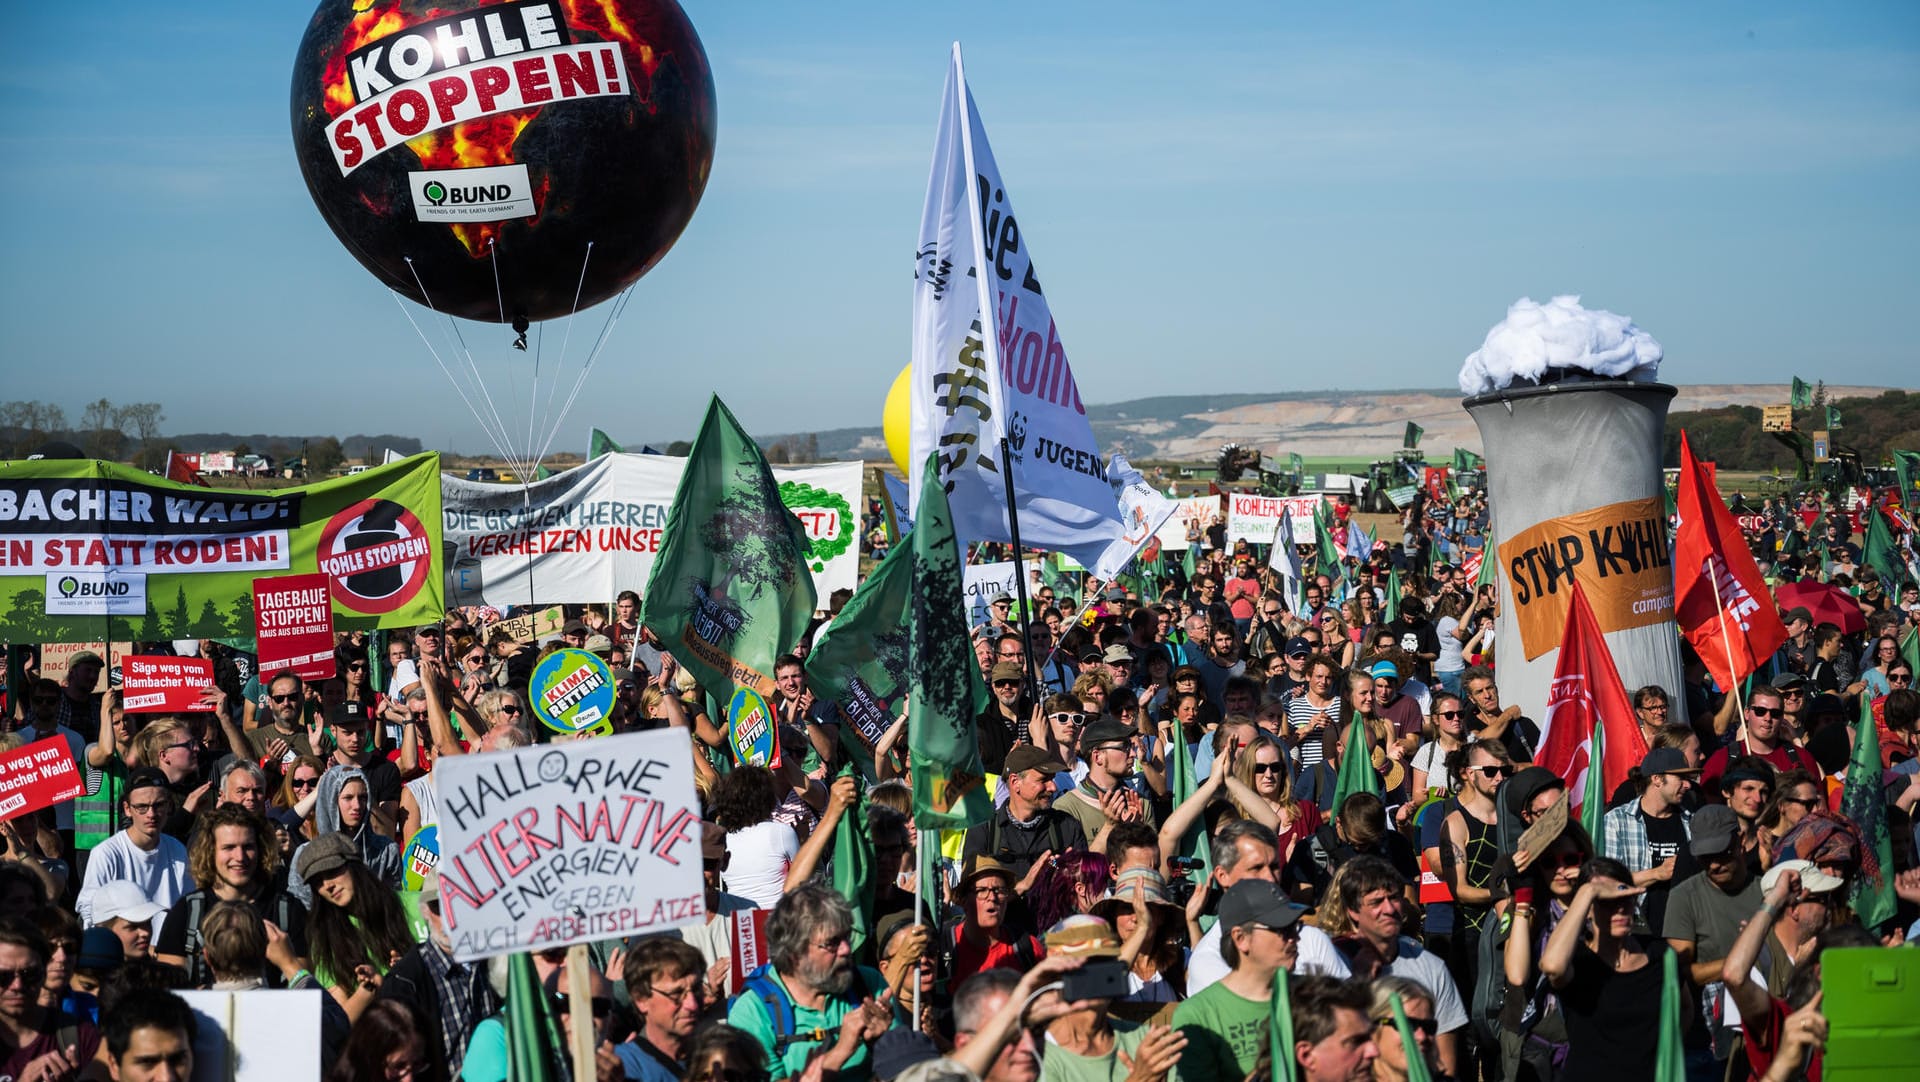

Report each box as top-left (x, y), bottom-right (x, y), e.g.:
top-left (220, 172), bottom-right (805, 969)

top-left (165, 451), bottom-right (210, 487)
top-left (1537, 583), bottom-right (1647, 820)
top-left (1673, 431), bottom-right (1786, 688)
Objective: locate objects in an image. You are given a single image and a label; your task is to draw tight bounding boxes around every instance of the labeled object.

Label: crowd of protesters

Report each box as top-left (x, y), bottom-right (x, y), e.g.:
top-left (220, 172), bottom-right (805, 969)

top-left (2, 476), bottom-right (1917, 1082)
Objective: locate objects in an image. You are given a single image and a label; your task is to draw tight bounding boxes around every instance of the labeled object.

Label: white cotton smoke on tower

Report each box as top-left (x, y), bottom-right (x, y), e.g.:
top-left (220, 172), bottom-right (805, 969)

top-left (1458, 295), bottom-right (1663, 397)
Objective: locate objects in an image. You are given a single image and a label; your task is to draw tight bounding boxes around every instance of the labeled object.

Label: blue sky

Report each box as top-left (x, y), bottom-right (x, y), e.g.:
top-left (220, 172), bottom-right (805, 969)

top-left (2, 2), bottom-right (1915, 455)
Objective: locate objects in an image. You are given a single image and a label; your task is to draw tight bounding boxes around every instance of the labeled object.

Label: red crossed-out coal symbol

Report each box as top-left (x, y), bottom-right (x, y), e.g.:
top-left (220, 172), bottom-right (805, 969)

top-left (317, 499), bottom-right (432, 615)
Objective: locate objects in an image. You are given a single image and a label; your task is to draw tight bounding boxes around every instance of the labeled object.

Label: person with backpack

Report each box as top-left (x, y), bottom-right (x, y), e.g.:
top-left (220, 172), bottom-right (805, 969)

top-left (726, 883), bottom-right (893, 1082)
top-left (960, 747), bottom-right (1088, 887)
top-left (152, 806), bottom-right (307, 987)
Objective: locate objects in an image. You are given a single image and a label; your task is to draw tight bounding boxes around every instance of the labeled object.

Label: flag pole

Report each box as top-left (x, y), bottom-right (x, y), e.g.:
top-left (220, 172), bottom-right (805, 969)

top-left (1705, 563), bottom-right (1749, 743)
top-left (1000, 438), bottom-right (1044, 708)
top-left (912, 827), bottom-right (926, 1026)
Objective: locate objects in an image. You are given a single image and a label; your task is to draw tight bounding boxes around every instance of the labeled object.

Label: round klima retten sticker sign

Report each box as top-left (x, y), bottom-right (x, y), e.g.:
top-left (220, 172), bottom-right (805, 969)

top-left (530, 648), bottom-right (614, 734)
top-left (318, 498), bottom-right (433, 615)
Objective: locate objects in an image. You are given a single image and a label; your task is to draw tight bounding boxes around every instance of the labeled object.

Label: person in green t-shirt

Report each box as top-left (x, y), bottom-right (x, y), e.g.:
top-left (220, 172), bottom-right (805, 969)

top-left (725, 883), bottom-right (894, 1081)
top-left (77, 690), bottom-right (133, 853)
top-left (1171, 879), bottom-right (1305, 1082)
top-left (1036, 915), bottom-right (1185, 1082)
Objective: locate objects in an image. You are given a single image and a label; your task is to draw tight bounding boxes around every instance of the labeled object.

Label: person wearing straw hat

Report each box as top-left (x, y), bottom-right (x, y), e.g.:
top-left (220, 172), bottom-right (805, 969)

top-left (1034, 916), bottom-right (1186, 1082)
top-left (947, 856), bottom-right (1046, 987)
top-left (1089, 868), bottom-right (1188, 1008)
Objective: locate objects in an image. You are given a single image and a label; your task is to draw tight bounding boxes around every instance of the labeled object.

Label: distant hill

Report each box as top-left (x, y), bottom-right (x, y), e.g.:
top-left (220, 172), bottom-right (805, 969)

top-left (167, 433), bottom-right (424, 460)
top-left (702, 383), bottom-right (1911, 468)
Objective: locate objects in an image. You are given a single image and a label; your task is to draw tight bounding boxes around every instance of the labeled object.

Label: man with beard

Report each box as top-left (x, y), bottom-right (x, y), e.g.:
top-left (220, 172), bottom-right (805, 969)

top-left (0, 918), bottom-right (109, 1082)
top-left (975, 662), bottom-right (1032, 776)
top-left (376, 870), bottom-right (503, 1082)
top-left (1664, 805), bottom-right (1761, 1065)
top-left (243, 672), bottom-right (316, 767)
top-left (1328, 857), bottom-right (1466, 1077)
top-left (728, 883), bottom-right (893, 1081)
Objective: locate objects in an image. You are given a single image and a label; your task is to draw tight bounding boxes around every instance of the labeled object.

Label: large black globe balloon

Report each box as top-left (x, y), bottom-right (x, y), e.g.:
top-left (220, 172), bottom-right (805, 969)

top-left (291, 0), bottom-right (715, 324)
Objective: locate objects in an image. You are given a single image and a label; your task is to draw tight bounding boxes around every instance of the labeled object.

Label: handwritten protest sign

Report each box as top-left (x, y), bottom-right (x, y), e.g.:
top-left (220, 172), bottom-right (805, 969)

top-left (121, 656), bottom-right (215, 713)
top-left (434, 728), bottom-right (705, 961)
top-left (489, 605), bottom-right (567, 644)
top-left (254, 573), bottom-right (336, 681)
top-left (0, 737), bottom-right (85, 821)
top-left (39, 642), bottom-right (128, 693)
top-left (1227, 494), bottom-right (1321, 544)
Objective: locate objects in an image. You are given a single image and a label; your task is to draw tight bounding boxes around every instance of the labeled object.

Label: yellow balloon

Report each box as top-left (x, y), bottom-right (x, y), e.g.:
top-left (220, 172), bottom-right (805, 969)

top-left (883, 364), bottom-right (912, 475)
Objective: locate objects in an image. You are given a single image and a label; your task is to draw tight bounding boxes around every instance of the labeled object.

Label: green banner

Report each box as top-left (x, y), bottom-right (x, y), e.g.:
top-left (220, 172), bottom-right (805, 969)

top-left (1826, 405), bottom-right (1843, 431)
top-left (1404, 421), bottom-right (1424, 449)
top-left (1452, 447), bottom-right (1483, 473)
top-left (805, 540), bottom-right (913, 780)
top-left (639, 396), bottom-right (816, 706)
top-left (907, 455), bottom-right (991, 831)
top-left (1791, 376), bottom-right (1812, 409)
top-left (0, 455), bottom-right (443, 642)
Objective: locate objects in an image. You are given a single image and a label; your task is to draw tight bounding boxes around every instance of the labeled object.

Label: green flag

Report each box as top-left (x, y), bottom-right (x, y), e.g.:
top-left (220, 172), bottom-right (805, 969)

top-left (1582, 720), bottom-right (1606, 845)
top-left (533, 464), bottom-right (554, 480)
top-left (640, 396), bottom-right (818, 746)
top-left (1841, 690), bottom-right (1896, 929)
top-left (1893, 450), bottom-right (1920, 503)
top-left (1384, 568), bottom-right (1402, 622)
top-left (1389, 993), bottom-right (1433, 1082)
top-left (1825, 405), bottom-right (1843, 431)
top-left (1863, 506), bottom-right (1906, 590)
top-left (588, 427), bottom-right (624, 459)
top-left (1791, 376), bottom-right (1812, 409)
top-left (1167, 720), bottom-right (1213, 930)
top-left (1313, 503), bottom-right (1341, 579)
top-left (1476, 534), bottom-right (1497, 591)
top-left (1901, 626), bottom-right (1920, 676)
top-left (805, 542), bottom-right (913, 781)
top-left (1654, 947), bottom-right (1685, 1082)
top-left (1181, 541), bottom-right (1198, 583)
top-left (1289, 452), bottom-right (1306, 479)
top-left (832, 767), bottom-right (876, 954)
top-left (906, 457), bottom-right (992, 831)
top-left (505, 952), bottom-right (567, 1082)
top-left (1451, 448), bottom-right (1483, 473)
top-left (1403, 421), bottom-right (1424, 449)
top-left (1329, 713), bottom-right (1380, 816)
top-left (1269, 967), bottom-right (1298, 1082)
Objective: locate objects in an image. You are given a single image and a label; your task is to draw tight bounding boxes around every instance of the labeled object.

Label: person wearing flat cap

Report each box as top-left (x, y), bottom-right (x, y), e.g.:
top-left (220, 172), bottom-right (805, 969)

top-left (975, 662), bottom-right (1032, 776)
top-left (1052, 719), bottom-right (1158, 850)
top-left (961, 746), bottom-right (1088, 888)
top-left (1600, 747), bottom-right (1698, 936)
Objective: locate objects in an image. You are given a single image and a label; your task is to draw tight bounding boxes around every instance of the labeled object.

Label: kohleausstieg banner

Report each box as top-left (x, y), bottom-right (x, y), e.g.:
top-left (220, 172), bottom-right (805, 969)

top-left (907, 44), bottom-right (1130, 572)
top-left (442, 454), bottom-right (862, 609)
top-left (0, 455), bottom-right (443, 641)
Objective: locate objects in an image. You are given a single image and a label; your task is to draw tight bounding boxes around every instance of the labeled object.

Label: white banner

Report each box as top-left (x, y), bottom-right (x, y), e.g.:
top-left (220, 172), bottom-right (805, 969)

top-left (1227, 494), bottom-right (1322, 543)
top-left (434, 729), bottom-right (705, 961)
top-left (1155, 496), bottom-right (1220, 552)
top-left (963, 560), bottom-right (1042, 625)
top-left (442, 455), bottom-right (863, 609)
top-left (908, 44), bottom-right (1126, 571)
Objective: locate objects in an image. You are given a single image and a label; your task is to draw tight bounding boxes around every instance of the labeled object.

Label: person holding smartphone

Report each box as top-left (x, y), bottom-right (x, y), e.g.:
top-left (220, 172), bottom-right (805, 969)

top-left (1033, 916), bottom-right (1186, 1082)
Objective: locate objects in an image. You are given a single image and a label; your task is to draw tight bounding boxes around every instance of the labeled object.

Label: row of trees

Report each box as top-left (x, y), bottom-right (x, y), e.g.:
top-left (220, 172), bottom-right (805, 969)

top-left (1666, 388), bottom-right (1920, 471)
top-left (0, 399), bottom-right (165, 462)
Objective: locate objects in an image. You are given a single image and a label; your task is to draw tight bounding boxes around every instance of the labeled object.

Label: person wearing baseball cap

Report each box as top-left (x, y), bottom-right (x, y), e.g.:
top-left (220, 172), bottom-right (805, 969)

top-left (1266, 637), bottom-right (1314, 701)
top-left (977, 662), bottom-right (1030, 776)
top-left (75, 768), bottom-right (192, 930)
top-left (1053, 719), bottom-right (1155, 845)
top-left (1172, 880), bottom-right (1306, 1082)
top-left (1664, 804), bottom-right (1762, 1041)
top-left (1599, 747), bottom-right (1698, 936)
top-left (961, 747), bottom-right (1086, 887)
top-left (1720, 857), bottom-right (1859, 1079)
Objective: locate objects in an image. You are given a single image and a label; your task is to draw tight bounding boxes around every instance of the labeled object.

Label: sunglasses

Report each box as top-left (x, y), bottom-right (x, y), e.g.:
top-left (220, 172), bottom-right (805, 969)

top-left (1048, 712), bottom-right (1088, 727)
top-left (1749, 706), bottom-right (1780, 718)
top-left (992, 679), bottom-right (1021, 688)
top-left (1251, 762), bottom-right (1284, 775)
top-left (270, 693), bottom-right (301, 704)
top-left (291, 777), bottom-right (319, 790)
top-left (347, 662), bottom-right (368, 672)
top-left (1552, 850), bottom-right (1585, 869)
top-left (1892, 674), bottom-right (1913, 684)
top-left (499, 704), bottom-right (523, 716)
top-left (1435, 710), bottom-right (1461, 719)
top-left (1471, 765), bottom-right (1514, 779)
top-left (0, 965), bottom-right (46, 989)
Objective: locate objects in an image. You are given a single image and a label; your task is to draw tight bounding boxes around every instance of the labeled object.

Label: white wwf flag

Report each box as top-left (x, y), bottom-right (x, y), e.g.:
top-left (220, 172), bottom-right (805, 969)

top-left (1089, 455), bottom-right (1177, 581)
top-left (909, 44), bottom-right (1125, 569)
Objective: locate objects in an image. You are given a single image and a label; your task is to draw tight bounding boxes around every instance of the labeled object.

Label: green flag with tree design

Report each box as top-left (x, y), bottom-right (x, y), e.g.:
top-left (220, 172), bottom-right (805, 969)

top-left (906, 456), bottom-right (992, 831)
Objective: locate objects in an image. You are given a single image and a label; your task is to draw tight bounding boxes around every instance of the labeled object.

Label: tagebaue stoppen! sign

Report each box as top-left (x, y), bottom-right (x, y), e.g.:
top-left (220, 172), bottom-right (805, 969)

top-left (529, 648), bottom-right (614, 734)
top-left (432, 728), bottom-right (705, 961)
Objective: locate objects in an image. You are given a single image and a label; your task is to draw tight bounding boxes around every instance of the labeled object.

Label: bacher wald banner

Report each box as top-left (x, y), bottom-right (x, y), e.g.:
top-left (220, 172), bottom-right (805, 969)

top-left (0, 456), bottom-right (444, 641)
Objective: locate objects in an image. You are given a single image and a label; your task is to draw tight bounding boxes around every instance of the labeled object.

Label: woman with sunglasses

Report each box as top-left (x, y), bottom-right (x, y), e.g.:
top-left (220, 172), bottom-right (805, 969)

top-left (1230, 732), bottom-right (1318, 866)
top-left (1408, 694), bottom-right (1471, 800)
top-left (1856, 633), bottom-right (1901, 701)
top-left (1537, 857), bottom-right (1672, 1082)
top-left (1366, 975), bottom-right (1443, 1082)
top-left (1318, 610), bottom-right (1357, 671)
top-left (1495, 825), bottom-right (1594, 1081)
top-left (1753, 769), bottom-right (1823, 872)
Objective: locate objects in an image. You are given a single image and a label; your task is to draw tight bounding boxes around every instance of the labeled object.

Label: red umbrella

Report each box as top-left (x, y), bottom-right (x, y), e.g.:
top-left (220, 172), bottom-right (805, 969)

top-left (1773, 580), bottom-right (1866, 635)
